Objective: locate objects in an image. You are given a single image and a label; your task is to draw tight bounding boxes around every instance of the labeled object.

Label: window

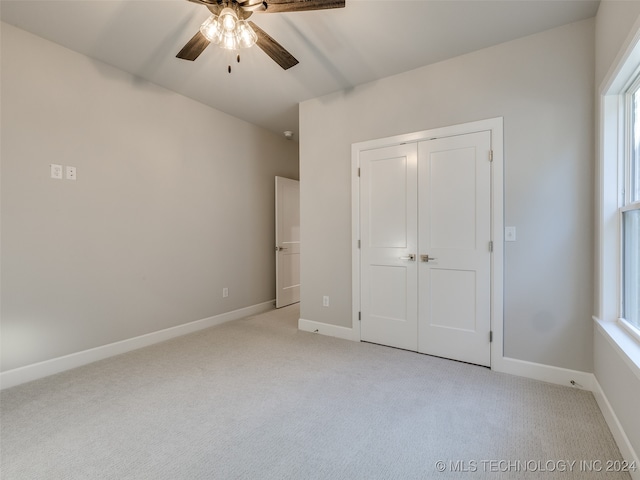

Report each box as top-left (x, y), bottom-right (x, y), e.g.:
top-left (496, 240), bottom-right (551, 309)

top-left (623, 208), bottom-right (639, 329)
top-left (621, 78), bottom-right (640, 335)
top-left (598, 17), bottom-right (640, 375)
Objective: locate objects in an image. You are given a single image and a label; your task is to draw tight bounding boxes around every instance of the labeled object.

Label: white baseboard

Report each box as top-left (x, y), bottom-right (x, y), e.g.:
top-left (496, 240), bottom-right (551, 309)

top-left (0, 300), bottom-right (275, 390)
top-left (592, 377), bottom-right (640, 480)
top-left (298, 317), bottom-right (355, 341)
top-left (298, 321), bottom-right (596, 391)
top-left (493, 356), bottom-right (595, 390)
top-left (495, 357), bottom-right (639, 477)
top-left (302, 320), bottom-right (639, 474)
top-left (302, 319), bottom-right (640, 475)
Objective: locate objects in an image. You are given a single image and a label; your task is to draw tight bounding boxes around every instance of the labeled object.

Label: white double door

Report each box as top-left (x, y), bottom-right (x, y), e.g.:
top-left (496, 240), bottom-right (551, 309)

top-left (360, 131), bottom-right (492, 366)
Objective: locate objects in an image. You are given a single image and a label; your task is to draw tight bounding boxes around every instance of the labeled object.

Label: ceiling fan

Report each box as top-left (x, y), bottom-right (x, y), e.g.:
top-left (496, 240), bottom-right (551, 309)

top-left (177, 0), bottom-right (346, 70)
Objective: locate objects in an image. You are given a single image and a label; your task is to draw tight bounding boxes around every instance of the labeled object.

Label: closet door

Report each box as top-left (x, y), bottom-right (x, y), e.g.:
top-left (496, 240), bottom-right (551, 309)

top-left (417, 132), bottom-right (492, 366)
top-left (360, 144), bottom-right (418, 351)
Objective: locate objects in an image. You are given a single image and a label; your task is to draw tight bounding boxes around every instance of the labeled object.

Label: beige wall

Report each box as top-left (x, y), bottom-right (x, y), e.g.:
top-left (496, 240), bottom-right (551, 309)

top-left (300, 19), bottom-right (595, 372)
top-left (594, 0), bottom-right (640, 464)
top-left (596, 0), bottom-right (640, 87)
top-left (0, 23), bottom-right (299, 371)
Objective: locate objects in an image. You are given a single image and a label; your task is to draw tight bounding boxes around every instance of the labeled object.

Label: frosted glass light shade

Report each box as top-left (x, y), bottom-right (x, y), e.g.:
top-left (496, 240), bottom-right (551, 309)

top-left (219, 7), bottom-right (238, 32)
top-left (198, 9), bottom-right (256, 51)
top-left (236, 21), bottom-right (257, 48)
top-left (221, 31), bottom-right (238, 50)
top-left (200, 15), bottom-right (222, 43)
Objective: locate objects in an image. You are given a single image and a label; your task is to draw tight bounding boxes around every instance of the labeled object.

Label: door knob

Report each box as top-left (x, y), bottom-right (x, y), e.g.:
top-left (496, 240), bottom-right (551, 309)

top-left (400, 254), bottom-right (416, 261)
top-left (420, 254), bottom-right (438, 262)
top-left (276, 246), bottom-right (287, 252)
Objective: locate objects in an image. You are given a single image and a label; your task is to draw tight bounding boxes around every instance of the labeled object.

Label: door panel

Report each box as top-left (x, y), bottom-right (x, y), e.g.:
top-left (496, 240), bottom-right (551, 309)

top-left (428, 269), bottom-right (476, 331)
top-left (367, 265), bottom-right (412, 347)
top-left (417, 132), bottom-right (492, 366)
top-left (429, 148), bottom-right (477, 250)
top-left (360, 144), bottom-right (418, 351)
top-left (369, 157), bottom-right (409, 248)
top-left (275, 176), bottom-right (300, 308)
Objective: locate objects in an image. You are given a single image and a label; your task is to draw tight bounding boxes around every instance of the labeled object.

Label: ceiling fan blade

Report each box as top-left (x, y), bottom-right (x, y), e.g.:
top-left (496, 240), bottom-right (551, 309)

top-left (249, 21), bottom-right (299, 70)
top-left (185, 0), bottom-right (222, 15)
top-left (261, 0), bottom-right (345, 13)
top-left (176, 31), bottom-right (211, 61)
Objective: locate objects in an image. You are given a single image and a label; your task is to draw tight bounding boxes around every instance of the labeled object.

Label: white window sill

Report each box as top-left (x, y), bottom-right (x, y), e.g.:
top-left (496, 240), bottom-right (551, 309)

top-left (594, 316), bottom-right (640, 382)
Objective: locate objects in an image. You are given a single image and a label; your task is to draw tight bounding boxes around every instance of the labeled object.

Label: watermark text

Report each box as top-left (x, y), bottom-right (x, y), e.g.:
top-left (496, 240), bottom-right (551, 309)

top-left (434, 459), bottom-right (637, 474)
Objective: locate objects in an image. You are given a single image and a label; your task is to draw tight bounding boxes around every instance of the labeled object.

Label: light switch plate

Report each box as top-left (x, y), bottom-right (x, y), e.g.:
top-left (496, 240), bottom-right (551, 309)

top-left (505, 226), bottom-right (517, 242)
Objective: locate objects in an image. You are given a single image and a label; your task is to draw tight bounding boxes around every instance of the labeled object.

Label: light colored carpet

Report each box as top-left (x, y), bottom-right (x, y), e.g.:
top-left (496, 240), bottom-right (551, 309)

top-left (0, 305), bottom-right (630, 479)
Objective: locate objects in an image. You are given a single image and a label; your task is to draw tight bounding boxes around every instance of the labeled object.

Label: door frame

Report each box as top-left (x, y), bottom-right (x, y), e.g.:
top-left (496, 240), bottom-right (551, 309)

top-left (275, 176), bottom-right (300, 308)
top-left (351, 117), bottom-right (504, 369)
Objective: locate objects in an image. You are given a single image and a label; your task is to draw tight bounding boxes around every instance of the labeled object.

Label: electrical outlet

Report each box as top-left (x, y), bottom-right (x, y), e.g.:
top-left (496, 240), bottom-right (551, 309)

top-left (66, 166), bottom-right (77, 180)
top-left (50, 164), bottom-right (63, 179)
top-left (323, 296), bottom-right (329, 307)
top-left (222, 287), bottom-right (228, 298)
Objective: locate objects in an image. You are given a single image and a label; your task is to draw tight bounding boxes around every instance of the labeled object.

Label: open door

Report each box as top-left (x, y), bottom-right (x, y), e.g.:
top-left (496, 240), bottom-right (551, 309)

top-left (275, 176), bottom-right (300, 308)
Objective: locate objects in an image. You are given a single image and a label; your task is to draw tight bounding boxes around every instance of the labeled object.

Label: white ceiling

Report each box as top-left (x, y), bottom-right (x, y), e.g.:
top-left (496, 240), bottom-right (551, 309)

top-left (1, 0), bottom-right (599, 138)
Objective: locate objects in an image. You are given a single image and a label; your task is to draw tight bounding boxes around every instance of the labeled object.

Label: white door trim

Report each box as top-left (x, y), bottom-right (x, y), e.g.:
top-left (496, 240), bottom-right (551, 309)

top-left (351, 117), bottom-right (504, 369)
top-left (275, 176), bottom-right (300, 308)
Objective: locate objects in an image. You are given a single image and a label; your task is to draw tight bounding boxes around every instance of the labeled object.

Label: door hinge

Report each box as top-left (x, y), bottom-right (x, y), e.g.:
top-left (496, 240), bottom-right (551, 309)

top-left (489, 150), bottom-right (493, 162)
top-left (358, 311), bottom-right (361, 321)
top-left (489, 241), bottom-right (493, 252)
top-left (357, 167), bottom-right (361, 177)
top-left (489, 331), bottom-right (493, 343)
top-left (357, 239), bottom-right (361, 249)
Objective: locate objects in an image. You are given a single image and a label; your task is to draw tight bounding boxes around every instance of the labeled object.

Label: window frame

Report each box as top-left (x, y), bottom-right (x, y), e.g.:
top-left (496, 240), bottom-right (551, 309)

top-left (597, 21), bottom-right (640, 367)
top-left (619, 75), bottom-right (640, 341)
top-left (619, 203), bottom-right (640, 341)
top-left (624, 73), bottom-right (640, 205)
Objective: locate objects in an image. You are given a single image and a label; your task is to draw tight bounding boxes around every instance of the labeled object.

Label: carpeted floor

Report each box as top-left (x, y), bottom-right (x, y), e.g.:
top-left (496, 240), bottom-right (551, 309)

top-left (0, 305), bottom-right (631, 479)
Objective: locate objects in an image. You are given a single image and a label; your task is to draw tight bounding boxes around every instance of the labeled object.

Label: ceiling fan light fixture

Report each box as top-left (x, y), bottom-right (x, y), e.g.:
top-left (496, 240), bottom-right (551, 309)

top-left (236, 21), bottom-right (257, 48)
top-left (222, 31), bottom-right (238, 50)
top-left (179, 0), bottom-right (347, 69)
top-left (200, 14), bottom-right (222, 43)
top-left (200, 9), bottom-right (255, 51)
top-left (219, 7), bottom-right (238, 32)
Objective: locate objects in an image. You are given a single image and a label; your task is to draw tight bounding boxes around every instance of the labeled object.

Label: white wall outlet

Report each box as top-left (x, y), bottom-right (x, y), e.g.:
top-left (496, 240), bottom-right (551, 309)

top-left (323, 295), bottom-right (329, 307)
top-left (222, 287), bottom-right (228, 298)
top-left (505, 226), bottom-right (517, 242)
top-left (50, 164), bottom-right (63, 179)
top-left (66, 166), bottom-right (77, 180)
